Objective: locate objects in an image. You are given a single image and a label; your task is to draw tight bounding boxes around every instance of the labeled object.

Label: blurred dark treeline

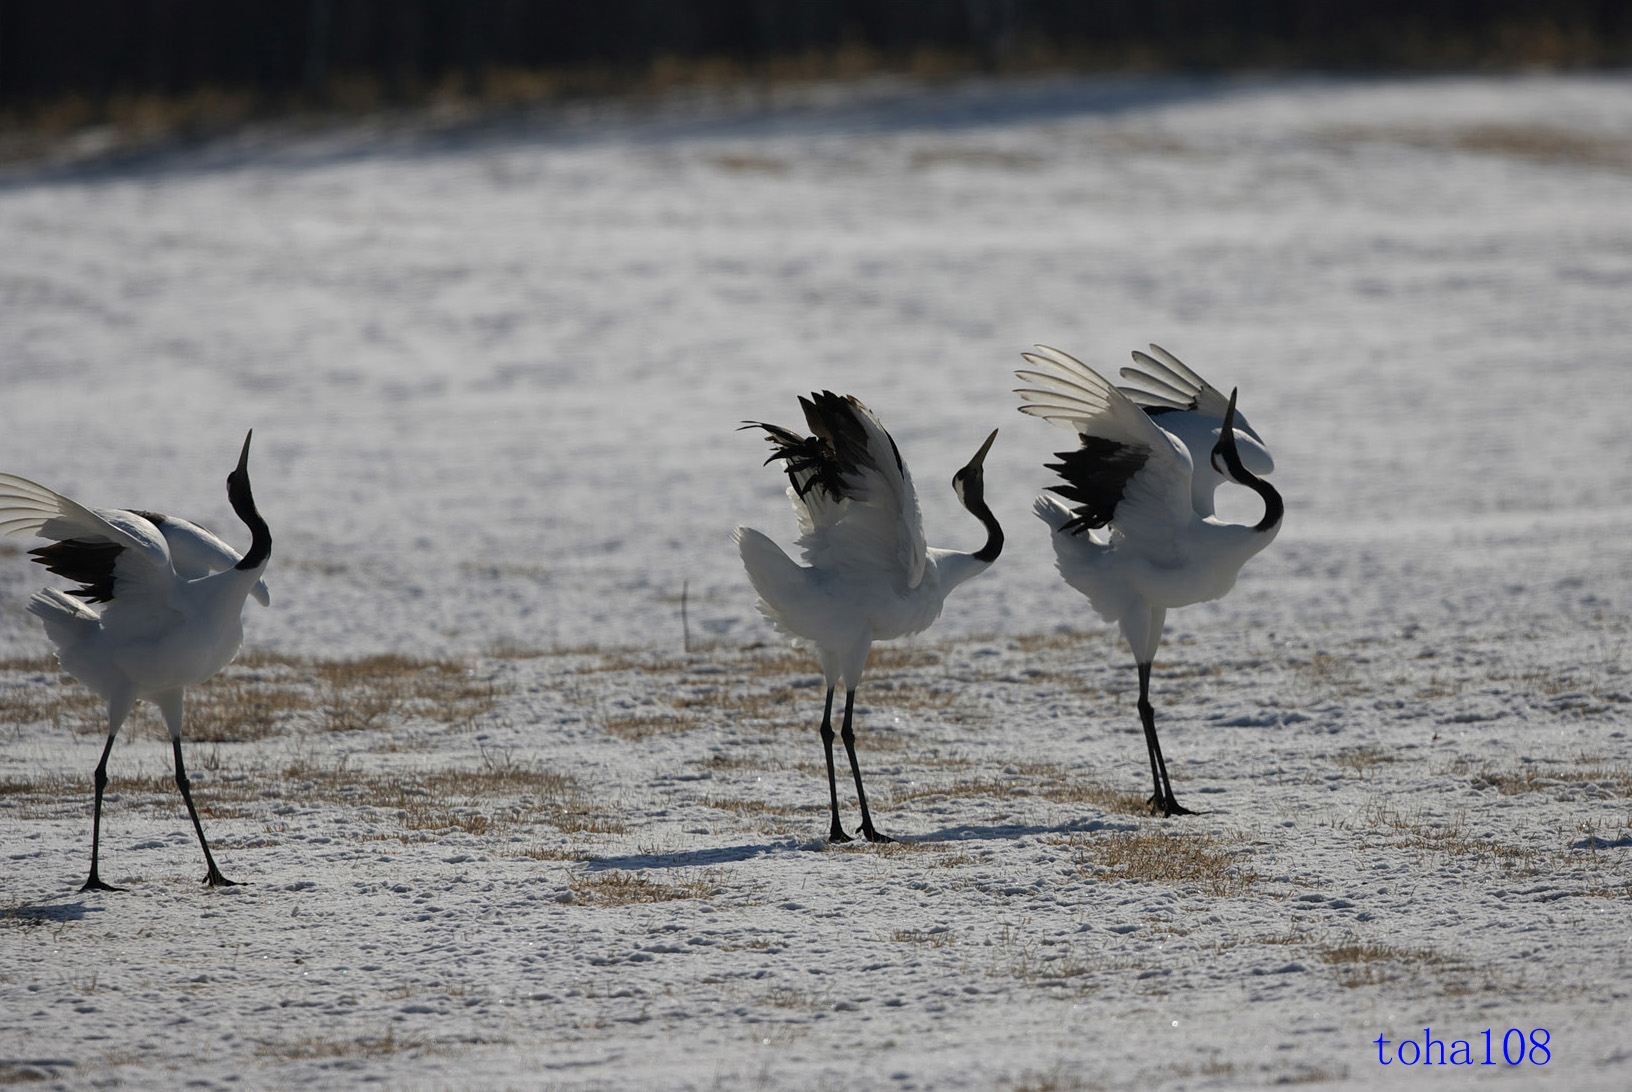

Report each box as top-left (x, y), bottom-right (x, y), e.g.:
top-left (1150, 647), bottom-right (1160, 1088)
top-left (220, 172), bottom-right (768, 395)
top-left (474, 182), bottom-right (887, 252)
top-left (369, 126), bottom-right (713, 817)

top-left (2, 0), bottom-right (1628, 129)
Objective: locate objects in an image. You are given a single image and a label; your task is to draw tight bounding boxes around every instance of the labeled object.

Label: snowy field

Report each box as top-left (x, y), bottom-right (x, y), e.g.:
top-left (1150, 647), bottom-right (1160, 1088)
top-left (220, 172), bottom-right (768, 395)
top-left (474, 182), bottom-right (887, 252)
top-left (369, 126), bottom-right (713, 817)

top-left (1, 71), bottom-right (1631, 1089)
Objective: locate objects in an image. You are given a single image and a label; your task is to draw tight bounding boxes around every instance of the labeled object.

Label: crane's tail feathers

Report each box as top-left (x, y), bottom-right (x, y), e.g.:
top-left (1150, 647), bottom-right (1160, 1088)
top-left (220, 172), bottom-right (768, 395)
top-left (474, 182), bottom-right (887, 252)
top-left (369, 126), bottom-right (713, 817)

top-left (27, 587), bottom-right (100, 647)
top-left (1032, 499), bottom-right (1127, 624)
top-left (1033, 494), bottom-right (1076, 533)
top-left (734, 526), bottom-right (808, 630)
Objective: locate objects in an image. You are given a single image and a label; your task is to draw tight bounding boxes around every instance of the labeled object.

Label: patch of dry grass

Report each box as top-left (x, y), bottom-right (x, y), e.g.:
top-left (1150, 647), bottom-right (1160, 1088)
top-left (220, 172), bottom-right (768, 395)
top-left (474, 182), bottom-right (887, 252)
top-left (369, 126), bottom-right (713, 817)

top-left (0, 673), bottom-right (104, 736)
top-left (894, 762), bottom-right (1149, 815)
top-left (892, 927), bottom-right (955, 947)
top-left (1291, 651), bottom-right (1368, 701)
top-left (1009, 631), bottom-right (1098, 654)
top-left (700, 796), bottom-right (806, 818)
top-left (672, 685), bottom-right (806, 724)
top-left (712, 152), bottom-right (788, 174)
top-left (1002, 1063), bottom-right (1105, 1092)
top-left (576, 640), bottom-right (974, 742)
top-left (993, 925), bottom-right (1102, 992)
top-left (599, 709), bottom-right (701, 740)
top-left (1450, 755), bottom-right (1632, 798)
top-left (910, 146), bottom-right (1045, 171)
top-left (0, 754), bottom-right (610, 837)
top-left (1333, 746), bottom-right (1397, 778)
top-left (1326, 123), bottom-right (1632, 171)
top-left (253, 1026), bottom-right (439, 1061)
top-left (505, 844), bottom-right (591, 861)
top-left (1343, 802), bottom-right (1539, 872)
top-left (568, 869), bottom-right (719, 905)
top-left (1317, 939), bottom-right (1458, 989)
top-left (0, 651), bottom-right (508, 742)
top-left (1055, 828), bottom-right (1258, 897)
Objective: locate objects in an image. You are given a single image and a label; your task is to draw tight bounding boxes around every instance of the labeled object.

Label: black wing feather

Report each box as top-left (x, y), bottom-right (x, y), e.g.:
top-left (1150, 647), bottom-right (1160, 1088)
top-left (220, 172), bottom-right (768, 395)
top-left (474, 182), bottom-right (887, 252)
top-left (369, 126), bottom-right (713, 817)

top-left (742, 390), bottom-right (892, 504)
top-left (29, 539), bottom-right (124, 603)
top-left (740, 419), bottom-right (848, 501)
top-left (1045, 436), bottom-right (1150, 534)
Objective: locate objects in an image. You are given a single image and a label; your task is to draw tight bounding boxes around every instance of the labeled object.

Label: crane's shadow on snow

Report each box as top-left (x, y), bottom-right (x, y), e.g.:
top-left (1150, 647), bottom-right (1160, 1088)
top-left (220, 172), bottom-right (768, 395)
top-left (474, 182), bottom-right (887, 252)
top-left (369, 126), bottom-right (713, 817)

top-left (584, 840), bottom-right (806, 871)
top-left (584, 818), bottom-right (1140, 871)
top-left (0, 899), bottom-right (104, 926)
top-left (907, 817), bottom-right (1144, 844)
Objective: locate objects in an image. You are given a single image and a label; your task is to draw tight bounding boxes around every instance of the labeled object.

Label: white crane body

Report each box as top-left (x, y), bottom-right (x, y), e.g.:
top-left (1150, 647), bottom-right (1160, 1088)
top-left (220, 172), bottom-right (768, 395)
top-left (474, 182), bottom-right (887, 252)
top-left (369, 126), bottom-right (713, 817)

top-left (737, 391), bottom-right (1002, 842)
top-left (0, 433), bottom-right (272, 889)
top-left (1017, 345), bottom-right (1282, 815)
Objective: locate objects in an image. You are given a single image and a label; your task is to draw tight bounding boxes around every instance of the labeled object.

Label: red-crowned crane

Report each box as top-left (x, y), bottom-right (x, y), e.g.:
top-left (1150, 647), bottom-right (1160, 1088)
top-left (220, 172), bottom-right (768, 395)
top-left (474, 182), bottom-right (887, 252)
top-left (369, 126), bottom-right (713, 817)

top-left (0, 433), bottom-right (271, 889)
top-left (1016, 347), bottom-right (1281, 816)
top-left (736, 393), bottom-right (1002, 843)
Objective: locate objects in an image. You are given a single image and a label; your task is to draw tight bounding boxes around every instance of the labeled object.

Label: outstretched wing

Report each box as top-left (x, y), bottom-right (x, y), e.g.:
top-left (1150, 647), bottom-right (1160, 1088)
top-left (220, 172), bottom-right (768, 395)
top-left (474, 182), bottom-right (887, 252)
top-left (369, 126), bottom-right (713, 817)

top-left (1015, 346), bottom-right (1193, 540)
top-left (1118, 344), bottom-right (1234, 420)
top-left (0, 472), bottom-right (175, 605)
top-left (743, 391), bottom-right (927, 589)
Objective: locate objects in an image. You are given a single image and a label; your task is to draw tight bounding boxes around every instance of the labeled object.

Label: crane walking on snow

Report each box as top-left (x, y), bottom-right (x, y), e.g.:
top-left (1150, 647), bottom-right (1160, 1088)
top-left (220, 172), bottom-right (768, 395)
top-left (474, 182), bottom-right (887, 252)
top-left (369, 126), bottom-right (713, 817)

top-left (736, 392), bottom-right (1003, 843)
top-left (1015, 346), bottom-right (1282, 816)
top-left (0, 432), bottom-right (272, 890)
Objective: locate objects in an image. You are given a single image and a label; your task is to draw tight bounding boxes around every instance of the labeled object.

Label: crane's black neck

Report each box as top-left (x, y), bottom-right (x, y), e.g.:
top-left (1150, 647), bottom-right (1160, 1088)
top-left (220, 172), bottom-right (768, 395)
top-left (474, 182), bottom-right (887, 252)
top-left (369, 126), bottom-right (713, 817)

top-left (973, 501), bottom-right (1004, 563)
top-left (227, 432), bottom-right (272, 571)
top-left (1243, 474), bottom-right (1283, 533)
top-left (955, 472), bottom-right (1004, 564)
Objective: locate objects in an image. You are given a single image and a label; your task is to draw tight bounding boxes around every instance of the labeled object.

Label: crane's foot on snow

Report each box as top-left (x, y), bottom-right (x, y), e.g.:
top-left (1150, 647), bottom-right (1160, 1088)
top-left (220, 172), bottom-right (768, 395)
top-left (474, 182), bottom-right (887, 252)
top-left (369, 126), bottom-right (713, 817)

top-left (203, 870), bottom-right (240, 888)
top-left (858, 826), bottom-right (893, 844)
top-left (81, 875), bottom-right (124, 893)
top-left (1149, 794), bottom-right (1195, 818)
top-left (827, 824), bottom-right (855, 844)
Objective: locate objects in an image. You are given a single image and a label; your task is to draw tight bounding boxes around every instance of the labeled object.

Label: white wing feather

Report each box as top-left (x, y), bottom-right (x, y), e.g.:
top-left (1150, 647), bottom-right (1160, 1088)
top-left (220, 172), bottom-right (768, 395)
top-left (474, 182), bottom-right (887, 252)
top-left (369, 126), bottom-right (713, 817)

top-left (0, 473), bottom-right (267, 604)
top-left (1119, 344), bottom-right (1233, 420)
top-left (1015, 345), bottom-right (1194, 542)
top-left (791, 399), bottom-right (928, 591)
top-left (0, 472), bottom-right (177, 601)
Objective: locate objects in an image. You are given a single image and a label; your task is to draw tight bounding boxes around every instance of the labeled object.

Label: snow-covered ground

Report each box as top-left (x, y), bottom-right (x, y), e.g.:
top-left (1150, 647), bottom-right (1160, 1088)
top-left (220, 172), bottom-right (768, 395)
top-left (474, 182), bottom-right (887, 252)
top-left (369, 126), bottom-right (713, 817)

top-left (1, 72), bottom-right (1630, 1089)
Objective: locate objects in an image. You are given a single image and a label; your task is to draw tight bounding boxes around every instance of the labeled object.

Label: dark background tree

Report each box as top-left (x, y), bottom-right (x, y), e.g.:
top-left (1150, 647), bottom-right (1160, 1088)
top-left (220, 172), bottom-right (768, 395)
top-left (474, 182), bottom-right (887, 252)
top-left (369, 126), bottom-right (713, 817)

top-left (1, 1), bottom-right (1626, 127)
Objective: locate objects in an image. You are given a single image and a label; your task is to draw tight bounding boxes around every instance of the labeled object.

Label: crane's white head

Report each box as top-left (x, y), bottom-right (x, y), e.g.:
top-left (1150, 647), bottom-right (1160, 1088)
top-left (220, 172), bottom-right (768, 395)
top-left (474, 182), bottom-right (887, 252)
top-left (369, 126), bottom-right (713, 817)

top-left (952, 428), bottom-right (997, 509)
top-left (1208, 391), bottom-right (1273, 480)
top-left (952, 428), bottom-right (1003, 565)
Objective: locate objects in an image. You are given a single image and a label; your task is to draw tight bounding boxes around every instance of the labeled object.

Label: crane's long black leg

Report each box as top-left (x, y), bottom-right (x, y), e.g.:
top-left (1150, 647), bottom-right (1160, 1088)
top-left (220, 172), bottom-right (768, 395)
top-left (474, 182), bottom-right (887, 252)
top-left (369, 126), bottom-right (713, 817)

top-left (81, 733), bottom-right (123, 893)
top-left (1135, 662), bottom-right (1166, 809)
top-left (172, 740), bottom-right (237, 887)
top-left (819, 687), bottom-right (851, 843)
top-left (1138, 662), bottom-right (1192, 818)
top-left (839, 689), bottom-right (891, 844)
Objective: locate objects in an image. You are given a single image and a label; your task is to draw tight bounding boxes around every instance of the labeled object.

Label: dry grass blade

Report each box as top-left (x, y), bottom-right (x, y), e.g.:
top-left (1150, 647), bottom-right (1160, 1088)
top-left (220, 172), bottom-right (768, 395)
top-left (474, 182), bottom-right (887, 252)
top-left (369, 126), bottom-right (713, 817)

top-left (0, 651), bottom-right (510, 743)
top-left (1062, 829), bottom-right (1258, 897)
top-left (600, 709), bottom-right (700, 740)
top-left (569, 869), bottom-right (718, 905)
top-left (894, 762), bottom-right (1149, 815)
top-left (254, 1026), bottom-right (438, 1061)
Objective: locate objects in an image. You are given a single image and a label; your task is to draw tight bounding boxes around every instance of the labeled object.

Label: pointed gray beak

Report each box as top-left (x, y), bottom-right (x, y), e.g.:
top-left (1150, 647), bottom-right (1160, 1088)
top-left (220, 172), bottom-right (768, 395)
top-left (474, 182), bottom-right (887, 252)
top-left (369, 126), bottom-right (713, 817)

top-left (236, 430), bottom-right (254, 475)
top-left (1211, 389), bottom-right (1240, 473)
top-left (966, 428), bottom-right (998, 470)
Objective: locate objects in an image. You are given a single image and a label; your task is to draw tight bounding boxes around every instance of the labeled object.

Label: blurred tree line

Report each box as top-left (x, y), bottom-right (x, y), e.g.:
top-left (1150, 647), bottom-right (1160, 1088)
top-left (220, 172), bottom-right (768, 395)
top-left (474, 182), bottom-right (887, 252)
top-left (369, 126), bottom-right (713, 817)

top-left (1, 0), bottom-right (1627, 130)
